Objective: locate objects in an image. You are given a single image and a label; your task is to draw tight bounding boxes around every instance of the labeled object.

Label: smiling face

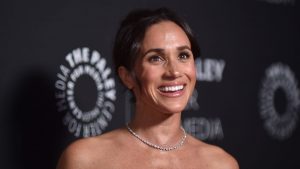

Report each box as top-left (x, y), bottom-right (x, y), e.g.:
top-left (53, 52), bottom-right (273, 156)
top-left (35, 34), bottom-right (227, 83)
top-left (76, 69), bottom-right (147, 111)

top-left (119, 21), bottom-right (196, 115)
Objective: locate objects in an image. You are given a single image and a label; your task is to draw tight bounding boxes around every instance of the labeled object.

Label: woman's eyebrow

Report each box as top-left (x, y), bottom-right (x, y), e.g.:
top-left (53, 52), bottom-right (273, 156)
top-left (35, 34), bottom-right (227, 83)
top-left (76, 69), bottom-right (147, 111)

top-left (177, 45), bottom-right (191, 51)
top-left (143, 48), bottom-right (164, 56)
top-left (142, 45), bottom-right (191, 57)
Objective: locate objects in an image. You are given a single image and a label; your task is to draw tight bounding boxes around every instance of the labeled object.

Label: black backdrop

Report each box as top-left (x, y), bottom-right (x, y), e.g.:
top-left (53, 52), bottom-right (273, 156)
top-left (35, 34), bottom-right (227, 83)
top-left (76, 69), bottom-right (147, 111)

top-left (1, 0), bottom-right (300, 169)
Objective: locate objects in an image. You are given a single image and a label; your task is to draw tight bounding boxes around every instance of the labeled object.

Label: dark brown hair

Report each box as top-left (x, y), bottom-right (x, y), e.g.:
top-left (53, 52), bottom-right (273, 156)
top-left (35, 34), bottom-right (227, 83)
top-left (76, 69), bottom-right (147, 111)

top-left (112, 7), bottom-right (200, 73)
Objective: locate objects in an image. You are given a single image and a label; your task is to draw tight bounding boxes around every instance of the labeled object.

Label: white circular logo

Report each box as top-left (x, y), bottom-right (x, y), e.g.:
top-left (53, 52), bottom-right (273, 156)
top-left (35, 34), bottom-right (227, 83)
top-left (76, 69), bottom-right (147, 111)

top-left (259, 63), bottom-right (300, 140)
top-left (55, 47), bottom-right (116, 137)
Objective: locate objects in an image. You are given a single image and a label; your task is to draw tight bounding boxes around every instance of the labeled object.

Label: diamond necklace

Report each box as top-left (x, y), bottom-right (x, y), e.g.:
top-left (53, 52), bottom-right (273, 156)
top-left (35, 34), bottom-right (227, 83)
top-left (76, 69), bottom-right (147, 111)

top-left (126, 123), bottom-right (187, 151)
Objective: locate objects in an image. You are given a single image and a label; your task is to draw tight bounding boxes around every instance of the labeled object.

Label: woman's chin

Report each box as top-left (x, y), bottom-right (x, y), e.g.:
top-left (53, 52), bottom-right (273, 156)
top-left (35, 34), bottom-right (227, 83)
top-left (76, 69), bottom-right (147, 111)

top-left (158, 105), bottom-right (186, 115)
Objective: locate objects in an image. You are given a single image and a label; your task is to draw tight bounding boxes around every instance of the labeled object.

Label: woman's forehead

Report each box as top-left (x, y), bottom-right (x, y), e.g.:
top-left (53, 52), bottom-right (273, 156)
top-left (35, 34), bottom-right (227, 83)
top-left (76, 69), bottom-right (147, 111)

top-left (141, 21), bottom-right (191, 51)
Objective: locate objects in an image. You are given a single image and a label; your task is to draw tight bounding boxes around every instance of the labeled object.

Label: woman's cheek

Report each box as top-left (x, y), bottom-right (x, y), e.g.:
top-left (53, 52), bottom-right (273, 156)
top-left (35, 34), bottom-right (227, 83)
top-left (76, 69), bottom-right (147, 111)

top-left (142, 66), bottom-right (162, 80)
top-left (184, 62), bottom-right (196, 79)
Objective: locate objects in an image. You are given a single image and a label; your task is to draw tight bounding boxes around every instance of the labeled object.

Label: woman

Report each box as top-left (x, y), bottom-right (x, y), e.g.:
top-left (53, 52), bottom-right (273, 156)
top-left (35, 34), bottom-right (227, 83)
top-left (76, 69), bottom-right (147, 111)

top-left (57, 8), bottom-right (239, 169)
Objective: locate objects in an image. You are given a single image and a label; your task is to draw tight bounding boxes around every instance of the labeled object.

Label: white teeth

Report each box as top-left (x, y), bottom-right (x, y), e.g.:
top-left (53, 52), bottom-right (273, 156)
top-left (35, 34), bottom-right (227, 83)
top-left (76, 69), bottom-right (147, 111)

top-left (159, 85), bottom-right (184, 92)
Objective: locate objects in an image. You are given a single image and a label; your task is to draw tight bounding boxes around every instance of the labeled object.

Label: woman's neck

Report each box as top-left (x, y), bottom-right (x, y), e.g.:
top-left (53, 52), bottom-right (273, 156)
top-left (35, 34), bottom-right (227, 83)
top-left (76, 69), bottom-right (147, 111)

top-left (129, 105), bottom-right (183, 146)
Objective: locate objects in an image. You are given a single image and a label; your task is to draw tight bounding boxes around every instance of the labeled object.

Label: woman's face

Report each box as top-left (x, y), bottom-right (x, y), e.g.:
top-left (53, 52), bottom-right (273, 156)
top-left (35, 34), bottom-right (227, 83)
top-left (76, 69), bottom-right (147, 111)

top-left (130, 21), bottom-right (196, 114)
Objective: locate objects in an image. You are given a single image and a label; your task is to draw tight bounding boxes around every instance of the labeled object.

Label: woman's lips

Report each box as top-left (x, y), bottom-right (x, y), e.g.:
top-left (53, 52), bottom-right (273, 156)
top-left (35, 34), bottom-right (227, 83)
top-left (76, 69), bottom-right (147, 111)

top-left (158, 84), bottom-right (185, 97)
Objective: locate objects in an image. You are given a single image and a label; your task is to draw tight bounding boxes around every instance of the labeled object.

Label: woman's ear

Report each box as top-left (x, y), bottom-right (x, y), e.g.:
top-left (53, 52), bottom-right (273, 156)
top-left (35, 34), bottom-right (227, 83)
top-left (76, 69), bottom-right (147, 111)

top-left (118, 66), bottom-right (134, 89)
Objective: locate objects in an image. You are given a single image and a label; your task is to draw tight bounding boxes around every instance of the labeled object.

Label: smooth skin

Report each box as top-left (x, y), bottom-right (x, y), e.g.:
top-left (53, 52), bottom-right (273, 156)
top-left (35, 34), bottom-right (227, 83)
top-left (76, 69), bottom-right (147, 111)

top-left (57, 21), bottom-right (239, 169)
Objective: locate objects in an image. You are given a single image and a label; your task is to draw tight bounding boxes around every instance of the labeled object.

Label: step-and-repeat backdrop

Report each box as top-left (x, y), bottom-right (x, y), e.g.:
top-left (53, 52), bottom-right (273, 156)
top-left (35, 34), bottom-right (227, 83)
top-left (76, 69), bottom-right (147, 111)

top-left (1, 0), bottom-right (299, 169)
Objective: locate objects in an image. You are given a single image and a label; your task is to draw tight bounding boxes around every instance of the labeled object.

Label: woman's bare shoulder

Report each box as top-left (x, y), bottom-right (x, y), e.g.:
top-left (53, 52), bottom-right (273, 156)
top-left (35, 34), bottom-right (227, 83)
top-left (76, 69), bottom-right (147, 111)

top-left (187, 135), bottom-right (239, 169)
top-left (56, 128), bottom-right (127, 169)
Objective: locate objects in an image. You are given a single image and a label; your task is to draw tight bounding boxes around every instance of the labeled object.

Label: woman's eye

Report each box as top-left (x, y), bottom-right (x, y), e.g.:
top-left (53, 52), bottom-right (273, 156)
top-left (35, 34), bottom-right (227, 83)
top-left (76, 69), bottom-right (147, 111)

top-left (178, 52), bottom-right (191, 60)
top-left (148, 55), bottom-right (163, 63)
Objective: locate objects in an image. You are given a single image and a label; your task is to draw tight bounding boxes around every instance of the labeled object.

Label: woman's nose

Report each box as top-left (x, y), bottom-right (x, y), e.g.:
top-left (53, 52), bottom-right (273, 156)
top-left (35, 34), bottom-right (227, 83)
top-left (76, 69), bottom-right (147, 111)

top-left (163, 59), bottom-right (181, 79)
